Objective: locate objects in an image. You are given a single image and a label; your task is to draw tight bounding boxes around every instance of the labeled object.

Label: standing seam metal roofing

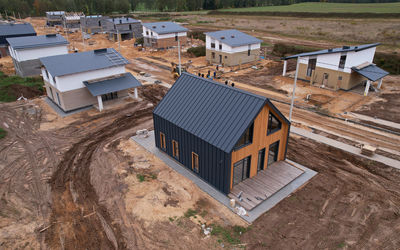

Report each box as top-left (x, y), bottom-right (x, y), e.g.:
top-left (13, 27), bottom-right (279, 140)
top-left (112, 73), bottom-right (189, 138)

top-left (351, 64), bottom-right (389, 82)
top-left (6, 34), bottom-right (68, 49)
top-left (142, 22), bottom-right (188, 34)
top-left (205, 29), bottom-right (262, 47)
top-left (0, 23), bottom-right (36, 36)
top-left (108, 17), bottom-right (140, 24)
top-left (283, 43), bottom-right (380, 60)
top-left (40, 48), bottom-right (129, 77)
top-left (153, 73), bottom-right (277, 153)
top-left (83, 72), bottom-right (141, 96)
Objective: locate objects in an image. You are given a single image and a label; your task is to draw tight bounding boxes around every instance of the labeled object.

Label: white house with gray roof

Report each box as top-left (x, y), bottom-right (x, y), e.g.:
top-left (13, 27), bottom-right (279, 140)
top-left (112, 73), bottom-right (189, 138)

top-left (40, 48), bottom-right (141, 112)
top-left (7, 34), bottom-right (68, 77)
top-left (205, 29), bottom-right (262, 66)
top-left (142, 22), bottom-right (188, 49)
top-left (282, 43), bottom-right (389, 95)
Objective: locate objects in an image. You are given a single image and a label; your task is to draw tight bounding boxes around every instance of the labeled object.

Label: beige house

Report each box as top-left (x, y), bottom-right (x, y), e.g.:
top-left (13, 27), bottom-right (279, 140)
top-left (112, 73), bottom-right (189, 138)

top-left (205, 29), bottom-right (262, 66)
top-left (282, 43), bottom-right (389, 96)
top-left (40, 48), bottom-right (141, 113)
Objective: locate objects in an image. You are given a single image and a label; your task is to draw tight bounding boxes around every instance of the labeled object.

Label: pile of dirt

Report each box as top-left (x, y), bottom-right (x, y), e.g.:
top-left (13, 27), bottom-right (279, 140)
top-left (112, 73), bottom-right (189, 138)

top-left (139, 84), bottom-right (169, 105)
top-left (1, 84), bottom-right (44, 100)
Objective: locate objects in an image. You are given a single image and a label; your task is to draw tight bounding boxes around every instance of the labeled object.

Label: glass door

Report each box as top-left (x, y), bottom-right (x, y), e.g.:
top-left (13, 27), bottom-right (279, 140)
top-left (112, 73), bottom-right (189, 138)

top-left (233, 156), bottom-right (251, 186)
top-left (257, 148), bottom-right (266, 172)
top-left (268, 141), bottom-right (280, 167)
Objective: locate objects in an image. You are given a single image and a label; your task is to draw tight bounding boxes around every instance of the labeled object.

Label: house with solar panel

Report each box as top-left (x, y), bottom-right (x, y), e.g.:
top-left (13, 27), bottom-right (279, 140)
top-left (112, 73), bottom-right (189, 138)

top-left (7, 34), bottom-right (68, 77)
top-left (46, 11), bottom-right (65, 26)
top-left (40, 48), bottom-right (141, 112)
top-left (0, 23), bottom-right (36, 57)
top-left (153, 73), bottom-right (290, 195)
top-left (142, 22), bottom-right (188, 49)
top-left (205, 29), bottom-right (262, 67)
top-left (282, 43), bottom-right (389, 96)
top-left (102, 17), bottom-right (143, 41)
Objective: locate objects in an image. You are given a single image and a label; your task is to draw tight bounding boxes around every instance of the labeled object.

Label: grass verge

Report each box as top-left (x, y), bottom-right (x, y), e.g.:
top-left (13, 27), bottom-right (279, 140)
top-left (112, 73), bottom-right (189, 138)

top-left (0, 71), bottom-right (44, 102)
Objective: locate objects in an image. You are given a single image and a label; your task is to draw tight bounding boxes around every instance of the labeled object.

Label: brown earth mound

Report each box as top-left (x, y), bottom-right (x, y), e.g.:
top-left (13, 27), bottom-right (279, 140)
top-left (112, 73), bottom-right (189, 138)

top-left (2, 84), bottom-right (44, 100)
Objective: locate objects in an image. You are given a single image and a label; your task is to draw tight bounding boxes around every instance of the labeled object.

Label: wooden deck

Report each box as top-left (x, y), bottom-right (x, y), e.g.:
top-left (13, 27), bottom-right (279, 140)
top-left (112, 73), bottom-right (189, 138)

top-left (228, 161), bottom-right (304, 211)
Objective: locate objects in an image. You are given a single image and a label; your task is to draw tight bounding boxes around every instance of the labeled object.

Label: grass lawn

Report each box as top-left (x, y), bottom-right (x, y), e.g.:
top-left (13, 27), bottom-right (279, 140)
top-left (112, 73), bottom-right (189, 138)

top-left (219, 2), bottom-right (400, 13)
top-left (0, 127), bottom-right (6, 139)
top-left (0, 71), bottom-right (44, 102)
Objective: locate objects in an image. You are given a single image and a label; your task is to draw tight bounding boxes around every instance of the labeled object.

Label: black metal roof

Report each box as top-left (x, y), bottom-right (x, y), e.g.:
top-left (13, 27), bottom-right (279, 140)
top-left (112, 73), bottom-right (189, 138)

top-left (0, 23), bottom-right (36, 37)
top-left (283, 43), bottom-right (380, 60)
top-left (83, 72), bottom-right (141, 96)
top-left (352, 64), bottom-right (389, 82)
top-left (153, 73), bottom-right (289, 153)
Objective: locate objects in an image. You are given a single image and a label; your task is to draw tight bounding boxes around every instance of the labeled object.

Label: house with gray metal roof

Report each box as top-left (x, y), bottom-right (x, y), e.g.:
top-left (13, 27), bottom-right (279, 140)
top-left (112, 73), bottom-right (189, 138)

top-left (46, 11), bottom-right (65, 26)
top-left (0, 23), bottom-right (36, 57)
top-left (205, 29), bottom-right (262, 66)
top-left (7, 34), bottom-right (69, 77)
top-left (142, 22), bottom-right (188, 49)
top-left (282, 43), bottom-right (388, 95)
top-left (40, 48), bottom-right (141, 113)
top-left (102, 17), bottom-right (142, 41)
top-left (153, 73), bottom-right (290, 194)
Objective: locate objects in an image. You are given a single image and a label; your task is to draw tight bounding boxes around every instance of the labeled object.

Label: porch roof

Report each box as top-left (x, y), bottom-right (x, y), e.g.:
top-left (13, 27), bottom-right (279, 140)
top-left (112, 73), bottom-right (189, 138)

top-left (83, 72), bottom-right (141, 96)
top-left (351, 64), bottom-right (389, 82)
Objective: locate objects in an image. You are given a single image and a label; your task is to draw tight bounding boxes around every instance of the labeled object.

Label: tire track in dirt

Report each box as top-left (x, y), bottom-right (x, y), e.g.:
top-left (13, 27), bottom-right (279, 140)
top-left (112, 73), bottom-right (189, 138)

top-left (45, 107), bottom-right (154, 249)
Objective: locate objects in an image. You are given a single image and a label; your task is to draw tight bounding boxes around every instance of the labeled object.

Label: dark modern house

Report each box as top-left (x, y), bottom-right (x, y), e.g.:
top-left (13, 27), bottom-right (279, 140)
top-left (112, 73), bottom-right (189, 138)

top-left (153, 73), bottom-right (290, 194)
top-left (0, 23), bottom-right (36, 57)
top-left (102, 17), bottom-right (142, 41)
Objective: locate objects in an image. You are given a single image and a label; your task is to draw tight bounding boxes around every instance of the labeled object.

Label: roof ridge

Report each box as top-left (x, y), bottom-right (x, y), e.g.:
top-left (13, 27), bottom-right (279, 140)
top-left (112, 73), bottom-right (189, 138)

top-left (181, 72), bottom-right (267, 101)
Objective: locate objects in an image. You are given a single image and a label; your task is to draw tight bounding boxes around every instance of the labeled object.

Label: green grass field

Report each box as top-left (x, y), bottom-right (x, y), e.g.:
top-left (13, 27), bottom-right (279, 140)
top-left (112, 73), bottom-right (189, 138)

top-left (219, 2), bottom-right (400, 13)
top-left (0, 127), bottom-right (6, 139)
top-left (0, 71), bottom-right (44, 102)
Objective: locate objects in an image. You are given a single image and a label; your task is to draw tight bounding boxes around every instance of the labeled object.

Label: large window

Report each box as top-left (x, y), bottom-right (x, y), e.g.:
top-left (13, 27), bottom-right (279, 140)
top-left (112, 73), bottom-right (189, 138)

top-left (160, 132), bottom-right (166, 150)
top-left (172, 140), bottom-right (179, 160)
top-left (235, 123), bottom-right (254, 149)
top-left (233, 156), bottom-right (251, 186)
top-left (339, 55), bottom-right (347, 69)
top-left (192, 152), bottom-right (199, 173)
top-left (267, 112), bottom-right (281, 135)
top-left (306, 58), bottom-right (316, 77)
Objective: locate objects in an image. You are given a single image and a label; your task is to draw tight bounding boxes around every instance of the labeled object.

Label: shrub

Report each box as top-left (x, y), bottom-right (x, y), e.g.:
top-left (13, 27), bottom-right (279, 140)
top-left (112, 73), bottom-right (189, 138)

top-left (187, 46), bottom-right (205, 57)
top-left (135, 37), bottom-right (144, 45)
top-left (374, 52), bottom-right (400, 75)
top-left (272, 43), bottom-right (318, 58)
top-left (0, 128), bottom-right (6, 139)
top-left (188, 31), bottom-right (205, 42)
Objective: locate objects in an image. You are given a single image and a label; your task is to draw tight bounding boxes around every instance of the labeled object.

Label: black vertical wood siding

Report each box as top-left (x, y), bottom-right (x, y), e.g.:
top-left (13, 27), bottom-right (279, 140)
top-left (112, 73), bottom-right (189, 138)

top-left (154, 114), bottom-right (231, 194)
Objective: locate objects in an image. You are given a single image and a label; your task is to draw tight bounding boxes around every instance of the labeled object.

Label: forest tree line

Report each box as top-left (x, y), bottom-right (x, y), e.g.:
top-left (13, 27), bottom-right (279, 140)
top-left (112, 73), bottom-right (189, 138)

top-left (0, 0), bottom-right (398, 17)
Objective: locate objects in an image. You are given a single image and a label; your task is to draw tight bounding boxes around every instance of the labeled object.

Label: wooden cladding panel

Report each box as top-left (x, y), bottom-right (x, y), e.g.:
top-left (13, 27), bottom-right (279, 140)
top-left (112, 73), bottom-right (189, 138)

top-left (230, 103), bottom-right (289, 190)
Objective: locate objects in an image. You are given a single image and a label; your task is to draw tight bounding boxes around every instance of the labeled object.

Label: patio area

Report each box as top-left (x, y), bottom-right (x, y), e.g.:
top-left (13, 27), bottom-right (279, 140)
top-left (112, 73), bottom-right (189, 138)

top-left (229, 161), bottom-right (304, 211)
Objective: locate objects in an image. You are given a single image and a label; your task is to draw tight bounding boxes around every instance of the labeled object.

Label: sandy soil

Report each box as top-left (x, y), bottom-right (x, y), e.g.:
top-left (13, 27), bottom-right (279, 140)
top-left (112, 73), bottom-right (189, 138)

top-left (239, 135), bottom-right (400, 249)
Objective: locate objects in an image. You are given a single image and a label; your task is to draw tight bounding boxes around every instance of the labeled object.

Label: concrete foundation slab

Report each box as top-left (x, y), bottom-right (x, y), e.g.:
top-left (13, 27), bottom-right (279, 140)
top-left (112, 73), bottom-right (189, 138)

top-left (132, 130), bottom-right (317, 223)
top-left (43, 97), bottom-right (93, 117)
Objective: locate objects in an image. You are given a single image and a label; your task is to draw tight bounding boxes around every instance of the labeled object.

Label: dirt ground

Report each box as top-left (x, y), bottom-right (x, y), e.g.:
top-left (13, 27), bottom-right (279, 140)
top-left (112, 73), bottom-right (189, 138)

top-left (240, 135), bottom-right (400, 249)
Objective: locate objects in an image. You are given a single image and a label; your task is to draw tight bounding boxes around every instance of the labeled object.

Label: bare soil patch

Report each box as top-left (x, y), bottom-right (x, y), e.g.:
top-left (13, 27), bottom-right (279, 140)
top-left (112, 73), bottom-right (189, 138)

top-left (240, 135), bottom-right (400, 249)
top-left (354, 93), bottom-right (400, 123)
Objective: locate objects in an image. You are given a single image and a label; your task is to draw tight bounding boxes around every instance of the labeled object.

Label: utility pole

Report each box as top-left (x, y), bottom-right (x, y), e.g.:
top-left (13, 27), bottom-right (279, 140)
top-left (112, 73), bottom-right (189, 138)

top-left (81, 26), bottom-right (85, 50)
top-left (64, 18), bottom-right (69, 51)
top-left (289, 58), bottom-right (300, 122)
top-left (177, 33), bottom-right (181, 75)
top-left (117, 29), bottom-right (121, 52)
top-left (18, 12), bottom-right (21, 21)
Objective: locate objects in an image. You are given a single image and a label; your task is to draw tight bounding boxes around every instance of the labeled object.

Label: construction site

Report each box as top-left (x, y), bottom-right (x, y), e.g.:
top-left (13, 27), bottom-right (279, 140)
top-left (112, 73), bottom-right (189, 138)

top-left (0, 15), bottom-right (400, 249)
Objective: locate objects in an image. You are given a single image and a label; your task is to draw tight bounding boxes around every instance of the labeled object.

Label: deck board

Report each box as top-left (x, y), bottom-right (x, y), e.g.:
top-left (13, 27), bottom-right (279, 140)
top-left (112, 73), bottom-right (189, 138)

top-left (229, 161), bottom-right (304, 211)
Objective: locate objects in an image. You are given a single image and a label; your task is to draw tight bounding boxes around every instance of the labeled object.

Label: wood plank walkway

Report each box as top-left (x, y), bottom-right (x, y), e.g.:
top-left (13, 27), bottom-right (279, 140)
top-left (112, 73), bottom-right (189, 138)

top-left (228, 161), bottom-right (304, 211)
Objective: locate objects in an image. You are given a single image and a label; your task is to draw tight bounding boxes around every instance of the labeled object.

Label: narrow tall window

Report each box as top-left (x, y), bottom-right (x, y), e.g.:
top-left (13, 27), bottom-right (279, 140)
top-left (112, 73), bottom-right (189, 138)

top-left (56, 92), bottom-right (61, 105)
top-left (192, 152), bottom-right (199, 173)
top-left (211, 52), bottom-right (215, 59)
top-left (307, 58), bottom-right (316, 77)
top-left (219, 44), bottom-right (222, 50)
top-left (248, 49), bottom-right (250, 56)
top-left (267, 112), bottom-right (281, 135)
top-left (175, 34), bottom-right (178, 41)
top-left (160, 132), bottom-right (166, 150)
top-left (172, 140), bottom-right (179, 160)
top-left (211, 42), bottom-right (215, 49)
top-left (339, 55), bottom-right (346, 69)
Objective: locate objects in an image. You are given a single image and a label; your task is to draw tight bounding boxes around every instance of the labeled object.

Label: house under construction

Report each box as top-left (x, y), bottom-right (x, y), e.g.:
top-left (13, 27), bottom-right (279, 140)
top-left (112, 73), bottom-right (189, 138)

top-left (46, 11), bottom-right (65, 27)
top-left (80, 15), bottom-right (108, 34)
top-left (62, 12), bottom-right (85, 31)
top-left (103, 17), bottom-right (142, 41)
